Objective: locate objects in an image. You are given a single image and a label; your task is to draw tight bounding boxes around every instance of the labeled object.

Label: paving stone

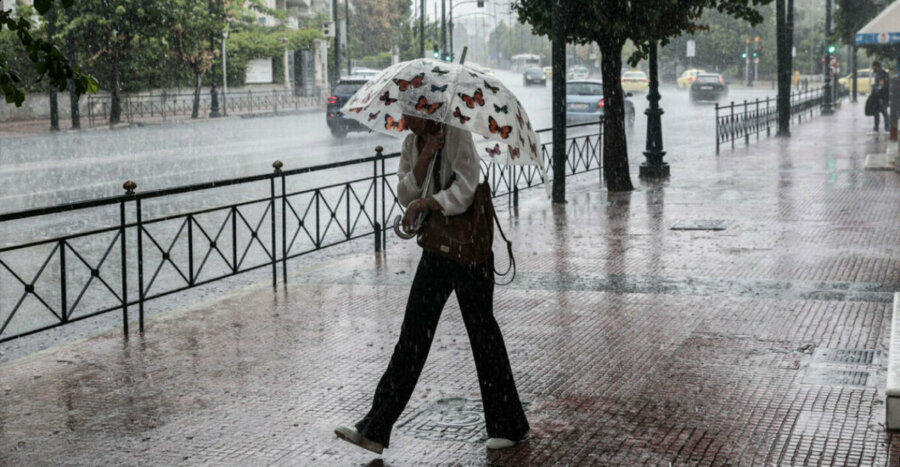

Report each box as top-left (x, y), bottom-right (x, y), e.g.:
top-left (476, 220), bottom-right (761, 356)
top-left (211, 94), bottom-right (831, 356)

top-left (1, 105), bottom-right (900, 465)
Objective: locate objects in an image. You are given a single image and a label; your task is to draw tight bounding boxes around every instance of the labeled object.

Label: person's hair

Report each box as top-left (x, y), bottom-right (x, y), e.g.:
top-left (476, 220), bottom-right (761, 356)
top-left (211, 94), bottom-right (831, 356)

top-left (873, 61), bottom-right (881, 68)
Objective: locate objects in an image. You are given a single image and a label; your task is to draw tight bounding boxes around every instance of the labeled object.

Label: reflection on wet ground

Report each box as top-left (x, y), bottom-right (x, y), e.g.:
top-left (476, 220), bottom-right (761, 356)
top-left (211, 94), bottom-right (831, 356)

top-left (1, 99), bottom-right (899, 465)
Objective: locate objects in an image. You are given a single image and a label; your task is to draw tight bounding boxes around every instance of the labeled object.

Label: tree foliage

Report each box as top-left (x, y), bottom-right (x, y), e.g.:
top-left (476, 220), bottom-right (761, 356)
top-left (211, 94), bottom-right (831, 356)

top-left (0, 0), bottom-right (96, 106)
top-left (514, 0), bottom-right (772, 192)
top-left (347, 0), bottom-right (411, 58)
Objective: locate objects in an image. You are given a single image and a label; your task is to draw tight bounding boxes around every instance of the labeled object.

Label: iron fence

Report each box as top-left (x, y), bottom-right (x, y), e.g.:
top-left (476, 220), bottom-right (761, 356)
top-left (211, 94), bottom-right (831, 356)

top-left (0, 121), bottom-right (603, 344)
top-left (86, 90), bottom-right (322, 128)
top-left (715, 87), bottom-right (848, 154)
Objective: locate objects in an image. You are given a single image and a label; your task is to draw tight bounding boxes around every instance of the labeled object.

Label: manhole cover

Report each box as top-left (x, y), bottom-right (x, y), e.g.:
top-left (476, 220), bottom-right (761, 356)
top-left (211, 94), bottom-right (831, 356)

top-left (813, 348), bottom-right (877, 365)
top-left (670, 220), bottom-right (728, 231)
top-left (396, 398), bottom-right (529, 442)
top-left (802, 367), bottom-right (870, 387)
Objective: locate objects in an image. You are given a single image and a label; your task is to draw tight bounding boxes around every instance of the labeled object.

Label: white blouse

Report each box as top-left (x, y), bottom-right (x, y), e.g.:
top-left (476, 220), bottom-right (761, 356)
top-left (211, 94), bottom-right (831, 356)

top-left (396, 125), bottom-right (481, 216)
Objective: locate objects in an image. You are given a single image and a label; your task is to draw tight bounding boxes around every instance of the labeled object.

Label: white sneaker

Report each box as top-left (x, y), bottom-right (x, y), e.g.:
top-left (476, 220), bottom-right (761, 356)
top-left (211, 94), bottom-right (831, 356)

top-left (486, 430), bottom-right (528, 450)
top-left (334, 425), bottom-right (384, 455)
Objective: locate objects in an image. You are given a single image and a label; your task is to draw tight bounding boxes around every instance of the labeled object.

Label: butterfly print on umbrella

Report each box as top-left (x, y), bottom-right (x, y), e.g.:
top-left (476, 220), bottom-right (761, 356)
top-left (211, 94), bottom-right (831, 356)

top-left (483, 81), bottom-right (500, 94)
top-left (348, 107), bottom-right (363, 113)
top-left (368, 110), bottom-right (381, 121)
top-left (431, 66), bottom-right (450, 75)
top-left (452, 107), bottom-right (471, 124)
top-left (493, 104), bottom-right (509, 114)
top-left (458, 88), bottom-right (485, 109)
top-left (485, 144), bottom-right (502, 158)
top-left (515, 108), bottom-right (525, 127)
top-left (488, 116), bottom-right (512, 139)
top-left (415, 96), bottom-right (443, 115)
top-left (527, 136), bottom-right (538, 156)
top-left (430, 84), bottom-right (448, 92)
top-left (379, 91), bottom-right (398, 105)
top-left (394, 72), bottom-right (425, 91)
top-left (509, 146), bottom-right (521, 159)
top-left (384, 114), bottom-right (405, 131)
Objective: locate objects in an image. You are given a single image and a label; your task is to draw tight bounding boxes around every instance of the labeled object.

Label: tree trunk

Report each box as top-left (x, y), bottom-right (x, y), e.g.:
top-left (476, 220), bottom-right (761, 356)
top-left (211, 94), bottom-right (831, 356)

top-left (192, 72), bottom-right (202, 119)
top-left (110, 54), bottom-right (121, 125)
top-left (599, 40), bottom-right (633, 192)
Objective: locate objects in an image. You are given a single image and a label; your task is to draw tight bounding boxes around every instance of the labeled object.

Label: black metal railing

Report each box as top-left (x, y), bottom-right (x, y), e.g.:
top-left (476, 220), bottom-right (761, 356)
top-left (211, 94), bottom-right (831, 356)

top-left (715, 87), bottom-right (847, 154)
top-left (0, 121), bottom-right (603, 344)
top-left (86, 90), bottom-right (322, 128)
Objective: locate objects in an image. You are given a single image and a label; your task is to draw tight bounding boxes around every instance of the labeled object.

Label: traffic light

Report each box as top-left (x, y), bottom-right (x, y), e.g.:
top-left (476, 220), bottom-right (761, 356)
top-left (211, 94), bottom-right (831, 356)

top-left (827, 44), bottom-right (837, 54)
top-left (433, 44), bottom-right (440, 59)
top-left (756, 44), bottom-right (762, 57)
top-left (742, 52), bottom-right (748, 59)
top-left (443, 52), bottom-right (452, 62)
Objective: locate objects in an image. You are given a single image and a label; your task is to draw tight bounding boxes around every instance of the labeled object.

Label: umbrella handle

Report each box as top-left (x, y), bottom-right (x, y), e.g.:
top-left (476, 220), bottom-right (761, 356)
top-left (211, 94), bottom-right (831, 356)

top-left (393, 214), bottom-right (418, 239)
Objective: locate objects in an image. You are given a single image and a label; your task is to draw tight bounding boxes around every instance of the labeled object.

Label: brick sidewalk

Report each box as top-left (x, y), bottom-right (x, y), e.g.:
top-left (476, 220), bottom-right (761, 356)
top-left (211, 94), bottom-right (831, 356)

top-left (2, 105), bottom-right (900, 465)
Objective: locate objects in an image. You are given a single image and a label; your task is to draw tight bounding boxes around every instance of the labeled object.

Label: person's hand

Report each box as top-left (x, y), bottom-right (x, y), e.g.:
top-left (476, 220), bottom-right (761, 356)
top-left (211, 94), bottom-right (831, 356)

top-left (401, 199), bottom-right (426, 233)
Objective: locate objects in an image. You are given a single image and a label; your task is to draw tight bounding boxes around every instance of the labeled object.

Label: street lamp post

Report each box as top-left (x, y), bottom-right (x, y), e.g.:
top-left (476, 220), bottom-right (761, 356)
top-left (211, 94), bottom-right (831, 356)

top-left (821, 0), bottom-right (834, 115)
top-left (222, 28), bottom-right (229, 116)
top-left (640, 41), bottom-right (669, 179)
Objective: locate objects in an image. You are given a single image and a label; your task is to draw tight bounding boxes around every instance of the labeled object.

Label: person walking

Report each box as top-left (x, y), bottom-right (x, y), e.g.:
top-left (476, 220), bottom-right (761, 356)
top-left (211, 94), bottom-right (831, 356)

top-left (872, 61), bottom-right (890, 132)
top-left (334, 114), bottom-right (530, 455)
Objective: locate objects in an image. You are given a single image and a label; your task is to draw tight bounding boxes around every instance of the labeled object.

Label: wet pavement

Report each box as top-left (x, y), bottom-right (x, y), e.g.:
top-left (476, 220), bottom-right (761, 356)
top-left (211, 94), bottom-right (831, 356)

top-left (2, 104), bottom-right (900, 465)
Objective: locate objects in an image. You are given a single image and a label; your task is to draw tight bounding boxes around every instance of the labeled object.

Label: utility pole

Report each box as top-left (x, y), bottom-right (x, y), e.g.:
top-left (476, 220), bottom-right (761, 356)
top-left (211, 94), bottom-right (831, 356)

top-left (551, 0), bottom-right (566, 204)
top-left (745, 38), bottom-right (752, 87)
top-left (821, 0), bottom-right (834, 114)
top-left (419, 0), bottom-right (425, 58)
top-left (639, 41), bottom-right (669, 178)
top-left (332, 0), bottom-right (340, 86)
top-left (346, 0), bottom-right (351, 75)
top-left (441, 0), bottom-right (446, 56)
top-left (47, 3), bottom-right (59, 131)
top-left (66, 6), bottom-right (79, 129)
top-left (776, 0), bottom-right (791, 136)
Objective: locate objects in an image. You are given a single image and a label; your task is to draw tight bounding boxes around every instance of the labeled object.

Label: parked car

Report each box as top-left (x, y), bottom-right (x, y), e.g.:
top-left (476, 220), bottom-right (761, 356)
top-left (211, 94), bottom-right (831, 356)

top-left (350, 67), bottom-right (380, 79)
top-left (838, 69), bottom-right (877, 94)
top-left (689, 73), bottom-right (728, 102)
top-left (326, 77), bottom-right (370, 138)
top-left (677, 68), bottom-right (706, 89)
top-left (621, 70), bottom-right (649, 93)
top-left (542, 66), bottom-right (553, 78)
top-left (523, 66), bottom-right (547, 86)
top-left (566, 66), bottom-right (590, 81)
top-left (565, 80), bottom-right (635, 126)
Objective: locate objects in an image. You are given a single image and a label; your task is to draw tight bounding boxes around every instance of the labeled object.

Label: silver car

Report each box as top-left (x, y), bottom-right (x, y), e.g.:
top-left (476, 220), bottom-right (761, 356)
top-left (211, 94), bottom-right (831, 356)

top-left (565, 80), bottom-right (635, 126)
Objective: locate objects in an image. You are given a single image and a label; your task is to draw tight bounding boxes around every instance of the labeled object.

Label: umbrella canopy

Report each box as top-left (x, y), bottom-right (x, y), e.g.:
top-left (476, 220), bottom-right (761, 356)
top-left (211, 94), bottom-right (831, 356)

top-left (341, 58), bottom-right (542, 168)
top-left (856, 0), bottom-right (900, 45)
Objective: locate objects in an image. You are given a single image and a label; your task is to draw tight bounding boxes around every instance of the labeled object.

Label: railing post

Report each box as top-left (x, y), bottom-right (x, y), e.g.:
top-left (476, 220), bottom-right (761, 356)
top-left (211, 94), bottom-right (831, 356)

top-left (248, 89), bottom-right (253, 112)
top-left (744, 100), bottom-right (750, 147)
top-left (273, 89), bottom-right (278, 114)
top-left (271, 160), bottom-right (282, 290)
top-left (766, 96), bottom-right (771, 136)
top-left (715, 102), bottom-right (720, 154)
top-left (281, 167), bottom-right (287, 285)
top-left (59, 239), bottom-right (67, 323)
top-left (161, 91), bottom-right (166, 122)
top-left (187, 214), bottom-right (194, 286)
top-left (136, 199), bottom-right (144, 332)
top-left (120, 180), bottom-right (136, 337)
top-left (381, 154), bottom-right (387, 250)
top-left (755, 98), bottom-right (760, 140)
top-left (513, 166), bottom-right (519, 208)
top-left (730, 101), bottom-right (735, 150)
top-left (231, 206), bottom-right (238, 273)
top-left (374, 146), bottom-right (382, 253)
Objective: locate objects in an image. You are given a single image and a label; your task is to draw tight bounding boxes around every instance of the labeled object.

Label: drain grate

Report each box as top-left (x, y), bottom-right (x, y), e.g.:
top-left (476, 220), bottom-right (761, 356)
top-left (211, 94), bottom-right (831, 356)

top-left (397, 398), bottom-right (530, 442)
top-left (670, 220), bottom-right (728, 231)
top-left (813, 348), bottom-right (876, 365)
top-left (802, 367), bottom-right (870, 387)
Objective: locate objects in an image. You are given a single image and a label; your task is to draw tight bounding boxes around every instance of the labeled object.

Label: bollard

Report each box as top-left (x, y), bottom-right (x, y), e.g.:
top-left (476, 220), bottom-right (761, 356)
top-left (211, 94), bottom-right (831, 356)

top-left (120, 180), bottom-right (137, 337)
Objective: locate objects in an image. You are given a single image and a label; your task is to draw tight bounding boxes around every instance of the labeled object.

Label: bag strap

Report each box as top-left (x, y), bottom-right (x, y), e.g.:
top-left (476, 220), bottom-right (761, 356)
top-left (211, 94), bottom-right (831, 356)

top-left (491, 207), bottom-right (516, 286)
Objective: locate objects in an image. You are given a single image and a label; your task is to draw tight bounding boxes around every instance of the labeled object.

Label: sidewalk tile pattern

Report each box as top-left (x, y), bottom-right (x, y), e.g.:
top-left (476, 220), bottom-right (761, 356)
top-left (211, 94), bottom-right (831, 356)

top-left (2, 107), bottom-right (900, 465)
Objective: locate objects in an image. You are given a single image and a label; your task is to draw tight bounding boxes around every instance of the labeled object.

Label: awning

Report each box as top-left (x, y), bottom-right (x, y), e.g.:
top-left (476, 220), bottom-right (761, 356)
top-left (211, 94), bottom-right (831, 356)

top-left (856, 0), bottom-right (900, 45)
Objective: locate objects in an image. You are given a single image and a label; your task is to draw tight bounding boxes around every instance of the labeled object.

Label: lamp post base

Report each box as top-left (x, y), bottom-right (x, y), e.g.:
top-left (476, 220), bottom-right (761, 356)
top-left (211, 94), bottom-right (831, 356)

top-left (639, 159), bottom-right (670, 178)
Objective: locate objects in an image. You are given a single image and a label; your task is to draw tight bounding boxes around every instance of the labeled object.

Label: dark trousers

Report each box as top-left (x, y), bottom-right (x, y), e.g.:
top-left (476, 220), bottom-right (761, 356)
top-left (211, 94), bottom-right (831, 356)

top-left (874, 94), bottom-right (890, 130)
top-left (355, 251), bottom-right (529, 447)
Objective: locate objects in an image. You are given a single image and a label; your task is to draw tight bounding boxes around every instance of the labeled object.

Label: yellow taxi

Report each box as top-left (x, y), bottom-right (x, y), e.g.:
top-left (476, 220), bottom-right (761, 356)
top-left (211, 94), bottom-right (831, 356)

top-left (542, 66), bottom-right (552, 78)
top-left (621, 70), bottom-right (649, 93)
top-left (838, 69), bottom-right (880, 94)
top-left (677, 68), bottom-right (706, 89)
